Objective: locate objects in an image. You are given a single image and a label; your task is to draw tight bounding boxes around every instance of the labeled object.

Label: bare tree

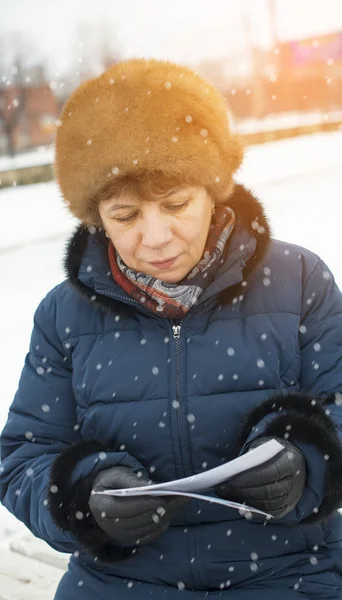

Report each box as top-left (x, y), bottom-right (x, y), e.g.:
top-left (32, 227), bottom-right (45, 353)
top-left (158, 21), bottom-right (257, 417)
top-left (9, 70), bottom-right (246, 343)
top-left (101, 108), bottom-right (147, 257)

top-left (0, 59), bottom-right (28, 156)
top-left (0, 32), bottom-right (42, 156)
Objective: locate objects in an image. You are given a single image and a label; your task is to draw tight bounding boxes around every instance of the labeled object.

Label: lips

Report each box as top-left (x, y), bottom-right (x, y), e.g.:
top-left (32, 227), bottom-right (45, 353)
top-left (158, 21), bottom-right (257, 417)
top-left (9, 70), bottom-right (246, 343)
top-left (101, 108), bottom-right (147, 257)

top-left (149, 255), bottom-right (179, 269)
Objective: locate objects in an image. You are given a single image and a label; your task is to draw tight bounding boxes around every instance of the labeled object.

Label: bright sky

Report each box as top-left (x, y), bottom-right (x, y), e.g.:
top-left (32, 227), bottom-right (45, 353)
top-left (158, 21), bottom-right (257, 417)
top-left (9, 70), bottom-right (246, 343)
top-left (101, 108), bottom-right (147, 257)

top-left (1, 0), bottom-right (342, 75)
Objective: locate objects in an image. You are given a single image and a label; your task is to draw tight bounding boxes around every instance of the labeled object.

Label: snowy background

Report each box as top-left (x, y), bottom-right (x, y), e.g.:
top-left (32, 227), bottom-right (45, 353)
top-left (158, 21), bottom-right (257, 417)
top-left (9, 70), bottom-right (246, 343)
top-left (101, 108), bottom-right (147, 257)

top-left (1, 130), bottom-right (342, 537)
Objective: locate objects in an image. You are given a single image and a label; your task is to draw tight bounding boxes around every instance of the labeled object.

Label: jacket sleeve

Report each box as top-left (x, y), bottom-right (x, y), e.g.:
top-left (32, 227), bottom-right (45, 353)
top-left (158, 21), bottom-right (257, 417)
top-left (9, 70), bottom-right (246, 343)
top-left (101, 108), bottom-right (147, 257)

top-left (238, 258), bottom-right (342, 525)
top-left (0, 294), bottom-right (147, 562)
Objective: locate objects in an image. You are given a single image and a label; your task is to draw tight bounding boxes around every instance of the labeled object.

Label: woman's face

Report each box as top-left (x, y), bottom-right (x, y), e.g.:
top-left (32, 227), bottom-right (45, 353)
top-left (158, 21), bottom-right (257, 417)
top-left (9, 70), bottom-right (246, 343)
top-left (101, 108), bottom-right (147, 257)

top-left (99, 185), bottom-right (215, 283)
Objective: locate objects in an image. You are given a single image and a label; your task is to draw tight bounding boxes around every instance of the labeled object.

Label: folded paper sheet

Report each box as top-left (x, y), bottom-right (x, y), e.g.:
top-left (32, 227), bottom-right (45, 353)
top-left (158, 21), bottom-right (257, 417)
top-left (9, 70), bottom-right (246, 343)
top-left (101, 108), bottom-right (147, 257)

top-left (95, 438), bottom-right (284, 517)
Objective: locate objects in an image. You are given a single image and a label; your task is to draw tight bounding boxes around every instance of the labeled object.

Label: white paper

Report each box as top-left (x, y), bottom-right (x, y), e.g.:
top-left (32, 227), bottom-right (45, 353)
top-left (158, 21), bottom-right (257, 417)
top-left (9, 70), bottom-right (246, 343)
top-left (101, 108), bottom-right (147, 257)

top-left (109, 489), bottom-right (271, 516)
top-left (95, 439), bottom-right (284, 517)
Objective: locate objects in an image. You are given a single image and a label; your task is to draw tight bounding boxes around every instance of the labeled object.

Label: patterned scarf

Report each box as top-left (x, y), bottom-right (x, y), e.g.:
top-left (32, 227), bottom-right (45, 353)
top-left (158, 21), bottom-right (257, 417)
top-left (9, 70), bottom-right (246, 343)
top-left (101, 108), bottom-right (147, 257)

top-left (108, 206), bottom-right (236, 319)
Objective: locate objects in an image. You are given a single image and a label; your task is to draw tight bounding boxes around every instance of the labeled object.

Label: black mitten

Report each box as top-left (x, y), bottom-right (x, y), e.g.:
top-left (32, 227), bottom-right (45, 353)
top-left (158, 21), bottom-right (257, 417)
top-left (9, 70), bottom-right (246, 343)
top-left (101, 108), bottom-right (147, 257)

top-left (215, 437), bottom-right (306, 519)
top-left (89, 466), bottom-right (187, 546)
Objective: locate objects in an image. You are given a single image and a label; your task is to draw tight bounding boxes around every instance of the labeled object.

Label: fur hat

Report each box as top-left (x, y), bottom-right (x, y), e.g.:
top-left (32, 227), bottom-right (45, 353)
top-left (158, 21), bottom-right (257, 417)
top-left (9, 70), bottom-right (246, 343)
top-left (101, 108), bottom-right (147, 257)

top-left (55, 58), bottom-right (244, 224)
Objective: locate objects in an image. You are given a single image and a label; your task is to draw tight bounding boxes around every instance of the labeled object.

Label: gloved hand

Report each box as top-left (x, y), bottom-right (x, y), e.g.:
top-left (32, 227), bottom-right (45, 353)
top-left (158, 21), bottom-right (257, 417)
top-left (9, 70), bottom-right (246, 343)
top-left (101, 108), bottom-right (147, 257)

top-left (215, 437), bottom-right (306, 519)
top-left (89, 466), bottom-right (187, 546)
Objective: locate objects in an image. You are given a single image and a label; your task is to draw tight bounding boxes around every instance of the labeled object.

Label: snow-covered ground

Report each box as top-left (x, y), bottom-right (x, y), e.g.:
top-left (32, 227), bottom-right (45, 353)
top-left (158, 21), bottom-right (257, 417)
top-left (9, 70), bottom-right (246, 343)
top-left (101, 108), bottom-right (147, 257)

top-left (236, 109), bottom-right (342, 134)
top-left (0, 130), bottom-right (342, 539)
top-left (0, 146), bottom-right (54, 172)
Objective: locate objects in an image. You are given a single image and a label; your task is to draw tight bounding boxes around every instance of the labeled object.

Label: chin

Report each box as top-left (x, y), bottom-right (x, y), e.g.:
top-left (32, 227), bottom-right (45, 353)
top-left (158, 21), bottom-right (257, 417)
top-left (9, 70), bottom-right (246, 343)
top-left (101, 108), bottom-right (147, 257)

top-left (158, 269), bottom-right (188, 284)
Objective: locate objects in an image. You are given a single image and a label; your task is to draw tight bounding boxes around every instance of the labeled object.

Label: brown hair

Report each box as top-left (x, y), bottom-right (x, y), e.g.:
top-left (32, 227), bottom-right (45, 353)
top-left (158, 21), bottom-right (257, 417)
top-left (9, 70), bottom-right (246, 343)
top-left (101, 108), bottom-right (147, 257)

top-left (89, 170), bottom-right (223, 227)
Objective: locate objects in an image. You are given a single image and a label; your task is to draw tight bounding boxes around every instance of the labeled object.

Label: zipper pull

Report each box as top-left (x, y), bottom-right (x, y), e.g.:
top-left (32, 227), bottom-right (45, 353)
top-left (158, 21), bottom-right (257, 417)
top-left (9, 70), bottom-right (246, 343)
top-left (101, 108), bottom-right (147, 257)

top-left (172, 324), bottom-right (181, 340)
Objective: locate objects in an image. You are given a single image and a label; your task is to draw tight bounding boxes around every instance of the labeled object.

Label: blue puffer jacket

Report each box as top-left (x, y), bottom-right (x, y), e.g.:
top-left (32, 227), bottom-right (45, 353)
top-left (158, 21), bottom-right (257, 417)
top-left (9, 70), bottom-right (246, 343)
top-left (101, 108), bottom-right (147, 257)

top-left (1, 186), bottom-right (342, 599)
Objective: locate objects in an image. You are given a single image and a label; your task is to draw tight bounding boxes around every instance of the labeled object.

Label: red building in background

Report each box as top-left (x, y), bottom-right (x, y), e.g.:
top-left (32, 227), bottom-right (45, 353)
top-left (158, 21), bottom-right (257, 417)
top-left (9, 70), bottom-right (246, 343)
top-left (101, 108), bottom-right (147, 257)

top-left (221, 31), bottom-right (342, 119)
top-left (0, 82), bottom-right (59, 155)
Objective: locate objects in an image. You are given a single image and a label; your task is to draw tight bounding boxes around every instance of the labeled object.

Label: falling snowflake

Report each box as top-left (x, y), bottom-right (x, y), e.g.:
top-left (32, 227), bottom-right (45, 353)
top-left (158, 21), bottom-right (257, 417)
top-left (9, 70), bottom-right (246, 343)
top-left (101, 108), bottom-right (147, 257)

top-left (334, 393), bottom-right (342, 406)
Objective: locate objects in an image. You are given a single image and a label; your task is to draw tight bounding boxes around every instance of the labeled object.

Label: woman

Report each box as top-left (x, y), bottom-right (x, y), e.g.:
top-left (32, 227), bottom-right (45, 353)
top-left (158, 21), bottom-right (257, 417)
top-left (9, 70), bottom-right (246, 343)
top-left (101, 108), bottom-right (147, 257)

top-left (1, 58), bottom-right (342, 599)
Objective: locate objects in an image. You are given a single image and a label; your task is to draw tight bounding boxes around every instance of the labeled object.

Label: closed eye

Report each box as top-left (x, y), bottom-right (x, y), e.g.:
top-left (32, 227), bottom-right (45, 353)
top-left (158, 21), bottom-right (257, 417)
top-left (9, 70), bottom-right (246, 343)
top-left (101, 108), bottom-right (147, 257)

top-left (114, 200), bottom-right (191, 223)
top-left (167, 200), bottom-right (190, 211)
top-left (115, 213), bottom-right (138, 223)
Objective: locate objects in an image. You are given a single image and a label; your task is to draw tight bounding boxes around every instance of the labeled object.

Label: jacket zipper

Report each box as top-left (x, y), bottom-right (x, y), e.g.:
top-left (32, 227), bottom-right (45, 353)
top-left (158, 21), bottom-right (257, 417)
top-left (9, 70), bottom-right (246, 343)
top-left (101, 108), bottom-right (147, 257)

top-left (172, 321), bottom-right (182, 404)
top-left (171, 319), bottom-right (186, 475)
top-left (94, 287), bottom-right (188, 474)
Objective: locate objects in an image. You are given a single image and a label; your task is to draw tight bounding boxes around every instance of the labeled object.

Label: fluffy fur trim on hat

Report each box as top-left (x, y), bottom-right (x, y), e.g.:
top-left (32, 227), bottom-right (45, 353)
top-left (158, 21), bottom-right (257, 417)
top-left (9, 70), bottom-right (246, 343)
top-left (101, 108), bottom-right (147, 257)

top-left (55, 58), bottom-right (244, 224)
top-left (238, 392), bottom-right (342, 524)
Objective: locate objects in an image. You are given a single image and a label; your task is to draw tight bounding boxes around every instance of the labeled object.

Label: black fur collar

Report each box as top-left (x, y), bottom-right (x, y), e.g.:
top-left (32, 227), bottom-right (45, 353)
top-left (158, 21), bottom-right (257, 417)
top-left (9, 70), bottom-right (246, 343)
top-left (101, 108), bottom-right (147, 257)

top-left (64, 184), bottom-right (272, 315)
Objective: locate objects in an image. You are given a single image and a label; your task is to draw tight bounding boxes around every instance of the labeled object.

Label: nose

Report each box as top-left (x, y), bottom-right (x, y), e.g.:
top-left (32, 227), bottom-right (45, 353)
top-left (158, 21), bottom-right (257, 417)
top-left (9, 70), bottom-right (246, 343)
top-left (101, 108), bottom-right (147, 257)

top-left (141, 212), bottom-right (173, 249)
